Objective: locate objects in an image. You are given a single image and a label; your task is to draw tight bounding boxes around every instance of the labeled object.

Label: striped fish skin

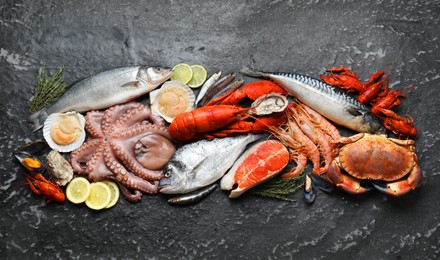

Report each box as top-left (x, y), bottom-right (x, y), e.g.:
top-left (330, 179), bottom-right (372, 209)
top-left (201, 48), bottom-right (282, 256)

top-left (241, 67), bottom-right (385, 134)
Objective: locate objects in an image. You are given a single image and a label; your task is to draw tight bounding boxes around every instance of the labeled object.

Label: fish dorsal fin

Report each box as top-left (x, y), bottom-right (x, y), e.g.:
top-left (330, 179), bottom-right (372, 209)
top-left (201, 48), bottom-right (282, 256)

top-left (120, 81), bottom-right (139, 88)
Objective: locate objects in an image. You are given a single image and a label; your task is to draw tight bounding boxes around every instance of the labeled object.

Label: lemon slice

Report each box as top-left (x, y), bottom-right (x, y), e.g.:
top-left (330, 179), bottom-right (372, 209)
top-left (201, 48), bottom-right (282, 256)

top-left (102, 180), bottom-right (120, 208)
top-left (66, 177), bottom-right (91, 204)
top-left (85, 182), bottom-right (111, 210)
top-left (170, 63), bottom-right (193, 84)
top-left (187, 65), bottom-right (207, 88)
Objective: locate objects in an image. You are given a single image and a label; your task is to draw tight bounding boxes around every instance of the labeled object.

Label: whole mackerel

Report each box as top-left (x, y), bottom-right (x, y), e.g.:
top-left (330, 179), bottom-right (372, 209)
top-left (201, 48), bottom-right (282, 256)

top-left (241, 65), bottom-right (385, 134)
top-left (29, 66), bottom-right (172, 131)
top-left (159, 134), bottom-right (264, 194)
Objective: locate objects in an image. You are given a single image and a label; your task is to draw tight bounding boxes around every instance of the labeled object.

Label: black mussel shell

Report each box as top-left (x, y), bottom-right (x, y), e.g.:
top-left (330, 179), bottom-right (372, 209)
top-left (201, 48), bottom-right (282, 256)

top-left (14, 141), bottom-right (51, 174)
top-left (304, 173), bottom-right (334, 204)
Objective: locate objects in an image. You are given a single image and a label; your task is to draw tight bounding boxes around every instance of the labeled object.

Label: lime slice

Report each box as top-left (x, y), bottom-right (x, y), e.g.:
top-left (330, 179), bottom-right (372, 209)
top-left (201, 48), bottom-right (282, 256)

top-left (187, 65), bottom-right (207, 88)
top-left (85, 182), bottom-right (111, 210)
top-left (66, 177), bottom-right (91, 204)
top-left (102, 180), bottom-right (120, 208)
top-left (170, 63), bottom-right (193, 84)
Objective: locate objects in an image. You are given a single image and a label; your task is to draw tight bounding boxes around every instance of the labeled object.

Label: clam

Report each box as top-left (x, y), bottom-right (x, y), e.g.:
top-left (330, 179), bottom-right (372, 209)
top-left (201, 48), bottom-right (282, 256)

top-left (150, 81), bottom-right (195, 123)
top-left (43, 111), bottom-right (86, 152)
top-left (14, 141), bottom-right (51, 174)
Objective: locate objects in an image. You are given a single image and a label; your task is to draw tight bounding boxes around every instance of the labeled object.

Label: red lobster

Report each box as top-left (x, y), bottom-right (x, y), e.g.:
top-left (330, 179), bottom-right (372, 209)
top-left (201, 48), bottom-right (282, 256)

top-left (169, 80), bottom-right (288, 142)
top-left (25, 173), bottom-right (65, 202)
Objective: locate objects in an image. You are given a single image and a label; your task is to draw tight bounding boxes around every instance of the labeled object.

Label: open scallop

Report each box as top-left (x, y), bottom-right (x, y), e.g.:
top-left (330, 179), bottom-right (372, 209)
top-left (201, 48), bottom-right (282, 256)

top-left (150, 81), bottom-right (195, 123)
top-left (43, 111), bottom-right (86, 153)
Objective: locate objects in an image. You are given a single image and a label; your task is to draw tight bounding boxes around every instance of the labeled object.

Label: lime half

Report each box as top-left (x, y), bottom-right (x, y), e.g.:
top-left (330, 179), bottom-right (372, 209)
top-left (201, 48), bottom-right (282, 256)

top-left (187, 65), bottom-right (207, 88)
top-left (170, 63), bottom-right (193, 84)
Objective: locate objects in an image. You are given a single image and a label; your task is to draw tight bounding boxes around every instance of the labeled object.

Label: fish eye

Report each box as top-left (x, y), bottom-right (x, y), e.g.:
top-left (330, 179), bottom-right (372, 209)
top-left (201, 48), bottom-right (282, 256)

top-left (154, 67), bottom-right (162, 72)
top-left (164, 171), bottom-right (171, 178)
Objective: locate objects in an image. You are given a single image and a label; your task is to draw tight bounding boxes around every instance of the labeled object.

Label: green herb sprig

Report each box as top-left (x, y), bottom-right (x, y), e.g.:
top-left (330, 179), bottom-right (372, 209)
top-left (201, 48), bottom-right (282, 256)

top-left (250, 173), bottom-right (304, 202)
top-left (29, 64), bottom-right (68, 112)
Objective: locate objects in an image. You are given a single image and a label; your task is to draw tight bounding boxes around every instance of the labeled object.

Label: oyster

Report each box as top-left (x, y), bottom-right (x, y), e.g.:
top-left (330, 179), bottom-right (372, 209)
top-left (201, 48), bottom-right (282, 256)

top-left (150, 81), bottom-right (195, 123)
top-left (46, 150), bottom-right (74, 186)
top-left (250, 93), bottom-right (288, 115)
top-left (43, 111), bottom-right (86, 152)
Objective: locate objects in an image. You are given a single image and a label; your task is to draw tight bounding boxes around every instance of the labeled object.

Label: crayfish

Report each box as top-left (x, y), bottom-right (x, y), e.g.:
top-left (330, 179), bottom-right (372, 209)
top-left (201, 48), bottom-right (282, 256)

top-left (320, 66), bottom-right (417, 137)
top-left (25, 173), bottom-right (65, 203)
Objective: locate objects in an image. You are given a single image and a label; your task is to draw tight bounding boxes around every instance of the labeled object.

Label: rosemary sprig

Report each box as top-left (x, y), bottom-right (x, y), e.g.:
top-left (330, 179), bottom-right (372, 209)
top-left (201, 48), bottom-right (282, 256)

top-left (29, 64), bottom-right (68, 112)
top-left (250, 173), bottom-right (304, 202)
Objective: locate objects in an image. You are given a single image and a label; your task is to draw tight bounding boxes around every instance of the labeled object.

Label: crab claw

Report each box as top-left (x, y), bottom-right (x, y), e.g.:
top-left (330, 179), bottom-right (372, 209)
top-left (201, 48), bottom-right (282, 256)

top-left (372, 164), bottom-right (422, 196)
top-left (304, 173), bottom-right (334, 203)
top-left (327, 161), bottom-right (373, 194)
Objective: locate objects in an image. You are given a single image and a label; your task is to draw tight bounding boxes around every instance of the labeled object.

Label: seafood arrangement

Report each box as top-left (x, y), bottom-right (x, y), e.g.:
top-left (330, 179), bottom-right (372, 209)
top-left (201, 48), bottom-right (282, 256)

top-left (14, 60), bottom-right (423, 209)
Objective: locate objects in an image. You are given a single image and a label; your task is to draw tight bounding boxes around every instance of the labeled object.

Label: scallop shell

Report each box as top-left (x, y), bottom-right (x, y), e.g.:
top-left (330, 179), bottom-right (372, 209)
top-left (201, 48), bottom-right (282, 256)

top-left (150, 81), bottom-right (195, 123)
top-left (43, 112), bottom-right (86, 153)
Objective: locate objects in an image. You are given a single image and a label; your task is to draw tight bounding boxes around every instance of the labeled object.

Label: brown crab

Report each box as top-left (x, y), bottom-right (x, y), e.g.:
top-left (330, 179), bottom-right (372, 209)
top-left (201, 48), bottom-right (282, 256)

top-left (327, 133), bottom-right (422, 196)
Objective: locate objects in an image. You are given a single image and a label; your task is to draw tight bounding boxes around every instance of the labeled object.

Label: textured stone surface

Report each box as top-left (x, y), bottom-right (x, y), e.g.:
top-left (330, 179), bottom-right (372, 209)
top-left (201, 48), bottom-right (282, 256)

top-left (1, 0), bottom-right (439, 258)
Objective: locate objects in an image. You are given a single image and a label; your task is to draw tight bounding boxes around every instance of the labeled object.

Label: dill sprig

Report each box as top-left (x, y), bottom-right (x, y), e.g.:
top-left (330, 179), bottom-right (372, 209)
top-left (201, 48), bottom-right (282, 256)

top-left (250, 173), bottom-right (305, 202)
top-left (29, 64), bottom-right (68, 112)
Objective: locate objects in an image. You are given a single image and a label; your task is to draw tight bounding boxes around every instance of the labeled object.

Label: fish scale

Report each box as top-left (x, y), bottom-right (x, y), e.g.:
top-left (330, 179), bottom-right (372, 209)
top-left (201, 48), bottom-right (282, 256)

top-left (241, 66), bottom-right (385, 134)
top-left (274, 72), bottom-right (369, 109)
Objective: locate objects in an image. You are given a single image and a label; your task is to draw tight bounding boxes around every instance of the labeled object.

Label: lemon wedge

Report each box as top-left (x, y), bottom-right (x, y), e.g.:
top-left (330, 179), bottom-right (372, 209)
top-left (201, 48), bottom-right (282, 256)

top-left (102, 180), bottom-right (120, 208)
top-left (187, 65), bottom-right (207, 88)
top-left (85, 182), bottom-right (111, 210)
top-left (170, 63), bottom-right (193, 84)
top-left (66, 177), bottom-right (91, 204)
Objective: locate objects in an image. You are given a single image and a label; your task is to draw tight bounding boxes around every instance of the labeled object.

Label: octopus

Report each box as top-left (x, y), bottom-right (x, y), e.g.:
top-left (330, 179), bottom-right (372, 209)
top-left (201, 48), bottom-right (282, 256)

top-left (70, 102), bottom-right (176, 202)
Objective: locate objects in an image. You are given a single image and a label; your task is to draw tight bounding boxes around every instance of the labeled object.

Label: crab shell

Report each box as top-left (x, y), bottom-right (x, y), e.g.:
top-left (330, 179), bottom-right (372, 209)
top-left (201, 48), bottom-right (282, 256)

top-left (338, 134), bottom-right (415, 181)
top-left (327, 133), bottom-right (422, 196)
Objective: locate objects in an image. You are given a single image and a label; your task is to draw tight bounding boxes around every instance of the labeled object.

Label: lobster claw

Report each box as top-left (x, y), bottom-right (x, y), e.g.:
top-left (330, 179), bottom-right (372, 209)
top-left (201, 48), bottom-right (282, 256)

top-left (303, 173), bottom-right (334, 204)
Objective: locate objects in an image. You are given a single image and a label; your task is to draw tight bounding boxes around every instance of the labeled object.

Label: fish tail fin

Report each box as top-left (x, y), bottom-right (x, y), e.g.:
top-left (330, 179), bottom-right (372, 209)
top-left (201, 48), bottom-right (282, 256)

top-left (240, 55), bottom-right (265, 78)
top-left (28, 110), bottom-right (48, 132)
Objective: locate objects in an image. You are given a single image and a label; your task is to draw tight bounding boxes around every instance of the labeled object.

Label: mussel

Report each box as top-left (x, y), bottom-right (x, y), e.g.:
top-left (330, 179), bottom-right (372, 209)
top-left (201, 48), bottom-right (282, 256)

top-left (303, 173), bottom-right (334, 204)
top-left (14, 141), bottom-right (51, 174)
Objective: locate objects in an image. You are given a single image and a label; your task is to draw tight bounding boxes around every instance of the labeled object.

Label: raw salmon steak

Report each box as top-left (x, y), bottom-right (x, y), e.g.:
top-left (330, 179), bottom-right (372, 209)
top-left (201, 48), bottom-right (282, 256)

top-left (220, 140), bottom-right (289, 198)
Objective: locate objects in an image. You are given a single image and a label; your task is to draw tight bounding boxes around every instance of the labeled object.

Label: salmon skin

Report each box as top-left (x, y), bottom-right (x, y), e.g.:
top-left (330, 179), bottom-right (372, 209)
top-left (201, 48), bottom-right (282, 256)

top-left (241, 63), bottom-right (385, 134)
top-left (29, 66), bottom-right (172, 131)
top-left (220, 139), bottom-right (289, 198)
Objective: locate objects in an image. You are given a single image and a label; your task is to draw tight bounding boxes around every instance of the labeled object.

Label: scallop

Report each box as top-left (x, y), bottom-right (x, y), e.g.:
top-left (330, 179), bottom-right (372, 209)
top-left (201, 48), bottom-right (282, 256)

top-left (150, 81), bottom-right (195, 123)
top-left (43, 111), bottom-right (86, 152)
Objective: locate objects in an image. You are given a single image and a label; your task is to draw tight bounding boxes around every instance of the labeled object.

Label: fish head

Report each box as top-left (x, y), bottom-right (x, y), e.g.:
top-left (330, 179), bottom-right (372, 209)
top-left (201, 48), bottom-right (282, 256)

top-left (362, 112), bottom-right (387, 134)
top-left (159, 161), bottom-right (189, 194)
top-left (139, 66), bottom-right (173, 87)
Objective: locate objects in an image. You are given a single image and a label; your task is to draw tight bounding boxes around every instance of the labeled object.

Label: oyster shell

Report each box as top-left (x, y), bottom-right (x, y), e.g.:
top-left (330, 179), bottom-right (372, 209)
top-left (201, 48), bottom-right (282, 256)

top-left (250, 93), bottom-right (288, 115)
top-left (43, 112), bottom-right (86, 152)
top-left (150, 81), bottom-right (195, 123)
top-left (46, 150), bottom-right (74, 186)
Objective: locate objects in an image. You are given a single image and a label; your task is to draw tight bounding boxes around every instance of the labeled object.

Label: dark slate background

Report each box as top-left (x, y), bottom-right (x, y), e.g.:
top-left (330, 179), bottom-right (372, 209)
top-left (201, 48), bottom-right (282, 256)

top-left (1, 0), bottom-right (439, 259)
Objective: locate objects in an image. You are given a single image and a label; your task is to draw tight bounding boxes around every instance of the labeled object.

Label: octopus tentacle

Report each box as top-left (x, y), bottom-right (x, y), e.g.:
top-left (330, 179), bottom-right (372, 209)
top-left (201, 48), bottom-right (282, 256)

top-left (118, 184), bottom-right (143, 203)
top-left (86, 146), bottom-right (115, 181)
top-left (109, 140), bottom-right (163, 181)
top-left (103, 146), bottom-right (159, 194)
top-left (70, 139), bottom-right (104, 174)
top-left (102, 102), bottom-right (140, 136)
top-left (108, 103), bottom-right (165, 135)
top-left (85, 110), bottom-right (105, 138)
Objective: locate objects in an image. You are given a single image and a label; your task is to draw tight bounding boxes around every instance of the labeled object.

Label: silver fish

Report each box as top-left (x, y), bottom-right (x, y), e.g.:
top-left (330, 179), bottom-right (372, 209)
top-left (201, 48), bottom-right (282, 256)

top-left (194, 71), bottom-right (222, 106)
top-left (159, 134), bottom-right (264, 194)
top-left (241, 65), bottom-right (385, 134)
top-left (29, 66), bottom-right (172, 131)
top-left (167, 184), bottom-right (217, 205)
